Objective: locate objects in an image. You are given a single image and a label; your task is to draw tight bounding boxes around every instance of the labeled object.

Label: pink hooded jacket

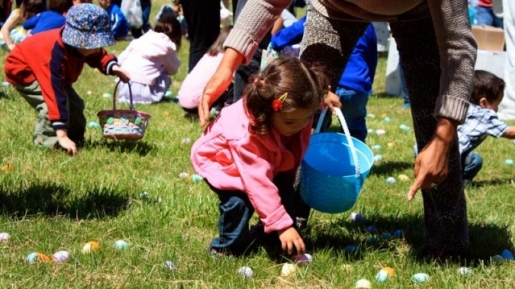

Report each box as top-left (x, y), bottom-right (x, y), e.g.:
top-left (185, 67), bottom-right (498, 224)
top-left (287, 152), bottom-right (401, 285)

top-left (191, 99), bottom-right (312, 233)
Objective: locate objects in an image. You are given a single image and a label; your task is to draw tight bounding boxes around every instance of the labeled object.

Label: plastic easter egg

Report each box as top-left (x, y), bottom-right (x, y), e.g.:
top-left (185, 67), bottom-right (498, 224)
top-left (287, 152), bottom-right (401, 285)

top-left (350, 212), bottom-right (363, 222)
top-left (81, 241), bottom-right (100, 254)
top-left (181, 138), bottom-right (191, 144)
top-left (344, 245), bottom-right (359, 254)
top-left (375, 129), bottom-right (386, 136)
top-left (375, 270), bottom-right (388, 282)
top-left (164, 91), bottom-right (173, 98)
top-left (26, 252), bottom-right (51, 263)
top-left (386, 177), bottom-right (396, 184)
top-left (387, 142), bottom-right (396, 147)
top-left (502, 249), bottom-right (514, 260)
top-left (2, 81), bottom-right (10, 87)
top-left (292, 253), bottom-right (313, 265)
top-left (237, 266), bottom-right (253, 278)
top-left (398, 174), bottom-right (410, 182)
top-left (53, 250), bottom-right (70, 263)
top-left (366, 113), bottom-right (375, 118)
top-left (458, 267), bottom-right (472, 276)
top-left (393, 230), bottom-right (403, 239)
top-left (382, 267), bottom-right (395, 277)
top-left (86, 90), bottom-right (92, 95)
top-left (412, 273), bottom-right (429, 283)
top-left (102, 93), bottom-right (112, 98)
top-left (373, 155), bottom-right (383, 162)
top-left (505, 159), bottom-right (514, 165)
top-left (281, 263), bottom-right (297, 276)
top-left (382, 232), bottom-right (392, 239)
top-left (26, 252), bottom-right (38, 263)
top-left (371, 144), bottom-right (381, 151)
top-left (179, 172), bottom-right (189, 179)
top-left (399, 124), bottom-right (411, 131)
top-left (355, 278), bottom-right (371, 289)
top-left (191, 174), bottom-right (204, 182)
top-left (383, 117), bottom-right (391, 123)
top-left (492, 254), bottom-right (505, 264)
top-left (139, 192), bottom-right (149, 199)
top-left (88, 121), bottom-right (100, 128)
top-left (366, 236), bottom-right (379, 244)
top-left (114, 240), bottom-right (128, 250)
top-left (366, 226), bottom-right (378, 234)
top-left (0, 232), bottom-right (10, 242)
top-left (164, 260), bottom-right (176, 270)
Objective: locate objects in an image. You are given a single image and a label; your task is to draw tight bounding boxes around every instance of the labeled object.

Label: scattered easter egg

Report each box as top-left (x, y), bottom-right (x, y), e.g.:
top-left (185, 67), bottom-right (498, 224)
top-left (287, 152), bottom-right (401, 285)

top-left (382, 232), bottom-right (392, 239)
top-left (281, 263), bottom-right (297, 276)
top-left (102, 93), bottom-right (112, 98)
top-left (344, 245), bottom-right (359, 254)
top-left (382, 267), bottom-right (395, 277)
top-left (81, 241), bottom-right (100, 254)
top-left (350, 212), bottom-right (363, 222)
top-left (365, 236), bottom-right (379, 244)
top-left (386, 177), bottom-right (396, 184)
top-left (412, 273), bottom-right (429, 283)
top-left (134, 117), bottom-right (142, 126)
top-left (2, 81), bottom-right (10, 86)
top-left (355, 278), bottom-right (371, 289)
top-left (179, 172), bottom-right (189, 179)
top-left (53, 250), bottom-right (70, 263)
top-left (505, 159), bottom-right (514, 165)
top-left (164, 91), bottom-right (173, 98)
top-left (237, 266), bottom-right (253, 278)
top-left (387, 142), bottom-right (396, 147)
top-left (393, 230), bottom-right (403, 239)
top-left (371, 144), bottom-right (381, 151)
top-left (383, 117), bottom-right (391, 123)
top-left (139, 191), bottom-right (149, 199)
top-left (398, 174), bottom-right (410, 182)
top-left (0, 232), bottom-right (10, 242)
top-left (163, 111), bottom-right (170, 116)
top-left (502, 249), bottom-right (514, 260)
top-left (367, 129), bottom-right (373, 133)
top-left (292, 253), bottom-right (312, 265)
top-left (458, 267), bottom-right (472, 276)
top-left (399, 124), bottom-right (411, 131)
top-left (373, 155), bottom-right (383, 162)
top-left (26, 252), bottom-right (51, 263)
top-left (366, 113), bottom-right (375, 118)
top-left (88, 121), bottom-right (100, 128)
top-left (375, 270), bottom-right (388, 282)
top-left (191, 174), bottom-right (204, 182)
top-left (366, 225), bottom-right (378, 234)
top-left (164, 260), bottom-right (176, 270)
top-left (26, 252), bottom-right (38, 263)
top-left (114, 240), bottom-right (129, 250)
top-left (182, 138), bottom-right (191, 144)
top-left (492, 254), bottom-right (505, 264)
top-left (375, 129), bottom-right (386, 136)
top-left (86, 90), bottom-right (92, 95)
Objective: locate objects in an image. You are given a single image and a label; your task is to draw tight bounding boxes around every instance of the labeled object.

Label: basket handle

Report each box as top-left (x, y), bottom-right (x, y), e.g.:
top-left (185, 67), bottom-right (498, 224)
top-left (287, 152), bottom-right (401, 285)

top-left (112, 79), bottom-right (135, 111)
top-left (314, 107), bottom-right (360, 178)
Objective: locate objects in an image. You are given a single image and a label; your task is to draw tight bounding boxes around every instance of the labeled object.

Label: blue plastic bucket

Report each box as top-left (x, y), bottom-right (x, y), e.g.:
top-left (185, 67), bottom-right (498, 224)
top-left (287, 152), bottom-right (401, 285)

top-left (301, 107), bottom-right (374, 214)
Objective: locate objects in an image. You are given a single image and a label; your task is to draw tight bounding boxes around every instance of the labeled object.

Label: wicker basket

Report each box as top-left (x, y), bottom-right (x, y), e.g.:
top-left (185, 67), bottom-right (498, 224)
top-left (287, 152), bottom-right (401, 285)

top-left (97, 80), bottom-right (151, 140)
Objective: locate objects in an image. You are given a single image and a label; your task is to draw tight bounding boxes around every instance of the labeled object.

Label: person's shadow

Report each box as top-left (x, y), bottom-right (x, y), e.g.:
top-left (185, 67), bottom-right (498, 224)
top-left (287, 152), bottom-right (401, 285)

top-left (0, 182), bottom-right (130, 219)
top-left (302, 212), bottom-right (513, 266)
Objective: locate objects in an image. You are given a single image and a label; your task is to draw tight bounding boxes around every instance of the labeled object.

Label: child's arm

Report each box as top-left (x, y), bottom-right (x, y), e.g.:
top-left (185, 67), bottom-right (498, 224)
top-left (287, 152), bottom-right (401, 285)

top-left (501, 126), bottom-right (515, 139)
top-left (1, 10), bottom-right (22, 51)
top-left (163, 49), bottom-right (180, 75)
top-left (85, 49), bottom-right (129, 82)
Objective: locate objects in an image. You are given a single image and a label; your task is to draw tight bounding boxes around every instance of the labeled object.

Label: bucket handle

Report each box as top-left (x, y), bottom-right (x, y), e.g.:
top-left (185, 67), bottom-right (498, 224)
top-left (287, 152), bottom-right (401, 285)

top-left (113, 79), bottom-right (135, 111)
top-left (314, 107), bottom-right (360, 178)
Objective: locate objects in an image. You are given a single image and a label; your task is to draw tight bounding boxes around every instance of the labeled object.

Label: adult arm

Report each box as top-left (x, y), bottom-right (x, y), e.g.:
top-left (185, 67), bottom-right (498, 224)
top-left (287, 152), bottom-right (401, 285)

top-left (407, 0), bottom-right (477, 199)
top-left (198, 0), bottom-right (292, 126)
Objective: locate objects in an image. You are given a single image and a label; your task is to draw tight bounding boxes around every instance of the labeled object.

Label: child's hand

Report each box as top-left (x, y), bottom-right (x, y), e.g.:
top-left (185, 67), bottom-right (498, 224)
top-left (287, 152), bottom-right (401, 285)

top-left (278, 227), bottom-right (306, 255)
top-left (7, 43), bottom-right (15, 51)
top-left (324, 91), bottom-right (342, 113)
top-left (56, 129), bottom-right (77, 155)
top-left (112, 65), bottom-right (130, 83)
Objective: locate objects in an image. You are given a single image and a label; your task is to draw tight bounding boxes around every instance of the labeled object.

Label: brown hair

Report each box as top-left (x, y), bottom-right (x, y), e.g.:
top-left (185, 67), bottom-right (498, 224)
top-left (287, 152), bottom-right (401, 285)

top-left (48, 0), bottom-right (73, 13)
top-left (207, 25), bottom-right (232, 56)
top-left (154, 15), bottom-right (182, 49)
top-left (20, 0), bottom-right (45, 21)
top-left (471, 70), bottom-right (505, 105)
top-left (244, 57), bottom-right (329, 134)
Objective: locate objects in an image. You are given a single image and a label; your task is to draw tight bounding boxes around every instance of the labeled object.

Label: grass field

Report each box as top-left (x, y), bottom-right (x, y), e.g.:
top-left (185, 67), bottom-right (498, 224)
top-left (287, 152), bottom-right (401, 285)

top-left (1, 2), bottom-right (515, 288)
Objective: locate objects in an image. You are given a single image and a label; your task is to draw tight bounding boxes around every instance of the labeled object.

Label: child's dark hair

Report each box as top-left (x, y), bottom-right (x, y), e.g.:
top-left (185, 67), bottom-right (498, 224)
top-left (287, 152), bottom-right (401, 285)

top-left (20, 0), bottom-right (45, 21)
top-left (48, 0), bottom-right (73, 13)
top-left (244, 58), bottom-right (329, 134)
top-left (471, 70), bottom-right (505, 105)
top-left (207, 25), bottom-right (232, 56)
top-left (154, 14), bottom-right (182, 49)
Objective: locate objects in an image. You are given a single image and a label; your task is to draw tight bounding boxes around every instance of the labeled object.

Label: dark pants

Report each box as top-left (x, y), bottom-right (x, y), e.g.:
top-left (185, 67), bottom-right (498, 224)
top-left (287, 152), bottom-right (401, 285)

top-left (230, 49), bottom-right (262, 104)
top-left (130, 0), bottom-right (152, 38)
top-left (207, 173), bottom-right (309, 255)
top-left (462, 152), bottom-right (483, 182)
top-left (180, 0), bottom-right (220, 72)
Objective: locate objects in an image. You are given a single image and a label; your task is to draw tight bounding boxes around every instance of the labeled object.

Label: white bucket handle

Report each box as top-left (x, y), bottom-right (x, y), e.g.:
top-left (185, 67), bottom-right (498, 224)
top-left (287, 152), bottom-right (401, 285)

top-left (314, 107), bottom-right (360, 178)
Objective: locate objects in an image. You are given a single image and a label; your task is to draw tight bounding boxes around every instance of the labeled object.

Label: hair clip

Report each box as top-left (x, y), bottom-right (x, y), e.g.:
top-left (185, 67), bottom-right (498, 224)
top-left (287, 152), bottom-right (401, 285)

top-left (272, 93), bottom-right (288, 112)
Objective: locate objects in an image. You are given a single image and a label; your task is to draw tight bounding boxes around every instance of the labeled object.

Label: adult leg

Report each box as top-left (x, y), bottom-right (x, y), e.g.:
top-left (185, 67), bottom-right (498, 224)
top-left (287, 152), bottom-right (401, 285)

top-left (65, 87), bottom-right (86, 147)
top-left (180, 0), bottom-right (220, 72)
top-left (16, 82), bottom-right (58, 148)
top-left (390, 17), bottom-right (469, 253)
top-left (301, 5), bottom-right (368, 131)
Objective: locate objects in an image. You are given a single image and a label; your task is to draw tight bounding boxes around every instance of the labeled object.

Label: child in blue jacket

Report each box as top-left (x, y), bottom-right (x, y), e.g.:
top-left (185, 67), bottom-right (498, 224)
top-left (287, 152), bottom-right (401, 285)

top-left (98, 0), bottom-right (129, 39)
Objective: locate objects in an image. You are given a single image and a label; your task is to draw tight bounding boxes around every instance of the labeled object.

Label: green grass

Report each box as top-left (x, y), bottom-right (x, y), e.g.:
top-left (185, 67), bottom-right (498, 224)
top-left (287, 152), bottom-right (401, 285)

top-left (1, 3), bottom-right (515, 288)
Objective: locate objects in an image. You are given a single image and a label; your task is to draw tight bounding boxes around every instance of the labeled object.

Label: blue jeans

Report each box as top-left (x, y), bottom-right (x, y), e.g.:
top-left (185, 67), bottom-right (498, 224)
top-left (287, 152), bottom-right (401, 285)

top-left (475, 6), bottom-right (504, 29)
top-left (335, 86), bottom-right (369, 142)
top-left (207, 172), bottom-right (309, 254)
top-left (462, 152), bottom-right (483, 181)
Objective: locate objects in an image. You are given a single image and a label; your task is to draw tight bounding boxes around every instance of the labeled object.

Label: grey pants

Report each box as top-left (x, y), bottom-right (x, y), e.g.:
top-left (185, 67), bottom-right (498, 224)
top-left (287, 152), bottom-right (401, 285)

top-left (301, 6), bottom-right (468, 252)
top-left (16, 82), bottom-right (86, 148)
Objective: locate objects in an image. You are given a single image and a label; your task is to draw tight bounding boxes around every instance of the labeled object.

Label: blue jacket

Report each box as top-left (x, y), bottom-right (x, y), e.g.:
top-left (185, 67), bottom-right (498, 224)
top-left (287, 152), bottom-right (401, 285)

top-left (106, 4), bottom-right (130, 38)
top-left (23, 11), bottom-right (65, 35)
top-left (271, 16), bottom-right (378, 94)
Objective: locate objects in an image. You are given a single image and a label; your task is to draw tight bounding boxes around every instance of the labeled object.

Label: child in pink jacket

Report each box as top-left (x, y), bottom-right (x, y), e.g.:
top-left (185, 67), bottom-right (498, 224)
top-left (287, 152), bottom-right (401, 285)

top-left (191, 58), bottom-right (332, 257)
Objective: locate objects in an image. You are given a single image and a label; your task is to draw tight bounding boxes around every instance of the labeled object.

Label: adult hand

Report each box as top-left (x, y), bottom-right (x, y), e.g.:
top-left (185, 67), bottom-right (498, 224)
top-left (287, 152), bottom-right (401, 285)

top-left (407, 117), bottom-right (458, 201)
top-left (199, 48), bottom-right (245, 127)
top-left (112, 65), bottom-right (130, 83)
top-left (278, 226), bottom-right (306, 255)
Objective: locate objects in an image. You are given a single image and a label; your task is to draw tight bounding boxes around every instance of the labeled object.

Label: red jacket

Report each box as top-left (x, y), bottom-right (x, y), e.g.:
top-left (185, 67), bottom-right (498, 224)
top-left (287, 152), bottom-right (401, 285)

top-left (4, 28), bottom-right (118, 129)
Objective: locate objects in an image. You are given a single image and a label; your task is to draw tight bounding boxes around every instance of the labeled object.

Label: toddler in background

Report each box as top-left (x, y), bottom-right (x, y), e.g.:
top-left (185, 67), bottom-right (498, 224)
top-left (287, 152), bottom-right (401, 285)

top-left (191, 58), bottom-right (338, 257)
top-left (178, 25), bottom-right (232, 117)
top-left (97, 0), bottom-right (129, 39)
top-left (458, 70), bottom-right (515, 184)
top-left (116, 15), bottom-right (181, 104)
top-left (23, 0), bottom-right (73, 35)
top-left (0, 0), bottom-right (45, 51)
top-left (4, 4), bottom-right (130, 155)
